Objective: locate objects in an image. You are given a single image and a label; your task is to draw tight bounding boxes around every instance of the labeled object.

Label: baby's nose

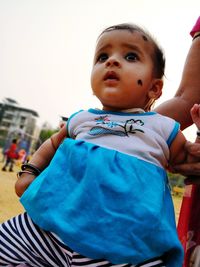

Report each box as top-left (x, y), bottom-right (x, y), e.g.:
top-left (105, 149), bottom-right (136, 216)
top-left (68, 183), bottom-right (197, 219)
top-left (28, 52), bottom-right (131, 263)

top-left (106, 57), bottom-right (121, 67)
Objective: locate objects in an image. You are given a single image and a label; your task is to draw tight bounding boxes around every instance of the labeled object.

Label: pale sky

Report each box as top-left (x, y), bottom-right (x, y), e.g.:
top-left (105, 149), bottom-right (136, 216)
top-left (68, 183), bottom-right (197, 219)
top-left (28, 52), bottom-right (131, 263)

top-left (0, 0), bottom-right (199, 140)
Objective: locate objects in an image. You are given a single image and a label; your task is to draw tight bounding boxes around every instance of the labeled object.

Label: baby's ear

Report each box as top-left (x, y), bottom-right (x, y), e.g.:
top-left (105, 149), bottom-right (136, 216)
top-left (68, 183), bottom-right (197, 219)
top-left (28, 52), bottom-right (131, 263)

top-left (148, 79), bottom-right (163, 100)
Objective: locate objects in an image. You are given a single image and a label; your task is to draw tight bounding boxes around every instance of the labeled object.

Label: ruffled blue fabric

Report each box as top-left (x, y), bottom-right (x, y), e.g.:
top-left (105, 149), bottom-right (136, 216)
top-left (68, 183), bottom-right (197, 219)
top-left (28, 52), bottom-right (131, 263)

top-left (21, 138), bottom-right (183, 266)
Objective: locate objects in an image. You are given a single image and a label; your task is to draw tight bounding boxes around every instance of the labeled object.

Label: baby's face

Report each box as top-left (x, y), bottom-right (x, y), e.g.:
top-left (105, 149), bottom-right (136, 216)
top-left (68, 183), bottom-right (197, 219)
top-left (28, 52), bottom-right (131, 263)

top-left (91, 29), bottom-right (159, 111)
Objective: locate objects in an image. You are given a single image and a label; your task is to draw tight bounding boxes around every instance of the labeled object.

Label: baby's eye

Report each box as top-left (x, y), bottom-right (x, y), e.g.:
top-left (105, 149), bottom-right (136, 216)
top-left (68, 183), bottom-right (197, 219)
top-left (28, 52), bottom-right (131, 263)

top-left (97, 53), bottom-right (108, 62)
top-left (125, 52), bottom-right (139, 62)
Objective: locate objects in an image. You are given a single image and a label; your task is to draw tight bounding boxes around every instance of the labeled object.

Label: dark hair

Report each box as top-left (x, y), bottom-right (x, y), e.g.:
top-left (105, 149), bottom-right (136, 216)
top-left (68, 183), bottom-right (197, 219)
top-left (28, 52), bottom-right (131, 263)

top-left (100, 23), bottom-right (165, 79)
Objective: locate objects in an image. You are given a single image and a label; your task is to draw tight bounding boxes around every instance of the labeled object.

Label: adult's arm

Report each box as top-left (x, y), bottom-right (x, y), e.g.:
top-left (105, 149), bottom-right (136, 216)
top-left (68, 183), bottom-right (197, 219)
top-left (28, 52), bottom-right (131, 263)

top-left (172, 104), bottom-right (200, 181)
top-left (172, 141), bottom-right (200, 183)
top-left (155, 34), bottom-right (200, 130)
top-left (156, 19), bottom-right (200, 181)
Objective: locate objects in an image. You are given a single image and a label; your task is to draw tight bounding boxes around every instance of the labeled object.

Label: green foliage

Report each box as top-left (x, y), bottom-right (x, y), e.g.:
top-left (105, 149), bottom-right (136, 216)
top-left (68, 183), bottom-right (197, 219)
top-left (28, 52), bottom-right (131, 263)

top-left (39, 128), bottom-right (58, 143)
top-left (168, 172), bottom-right (185, 188)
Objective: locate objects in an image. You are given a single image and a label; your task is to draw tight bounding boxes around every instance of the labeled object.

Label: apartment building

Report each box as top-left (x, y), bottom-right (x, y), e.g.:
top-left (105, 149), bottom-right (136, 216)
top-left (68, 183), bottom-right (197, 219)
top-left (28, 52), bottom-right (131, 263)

top-left (0, 98), bottom-right (39, 152)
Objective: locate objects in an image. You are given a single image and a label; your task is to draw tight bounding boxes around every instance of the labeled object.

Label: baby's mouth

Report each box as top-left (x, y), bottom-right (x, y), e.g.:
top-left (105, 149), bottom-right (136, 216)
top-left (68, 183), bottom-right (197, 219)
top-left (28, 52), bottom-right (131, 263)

top-left (104, 71), bottom-right (119, 81)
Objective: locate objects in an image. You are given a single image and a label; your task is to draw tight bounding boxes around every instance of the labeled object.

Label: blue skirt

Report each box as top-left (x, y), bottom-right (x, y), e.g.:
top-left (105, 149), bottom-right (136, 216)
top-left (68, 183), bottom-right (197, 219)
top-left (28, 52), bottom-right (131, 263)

top-left (21, 138), bottom-right (183, 266)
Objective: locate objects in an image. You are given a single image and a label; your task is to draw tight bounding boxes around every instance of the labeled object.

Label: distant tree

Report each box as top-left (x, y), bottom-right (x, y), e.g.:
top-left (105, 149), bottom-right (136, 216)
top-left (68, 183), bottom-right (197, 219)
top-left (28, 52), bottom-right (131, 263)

top-left (39, 128), bottom-right (58, 144)
top-left (168, 172), bottom-right (185, 188)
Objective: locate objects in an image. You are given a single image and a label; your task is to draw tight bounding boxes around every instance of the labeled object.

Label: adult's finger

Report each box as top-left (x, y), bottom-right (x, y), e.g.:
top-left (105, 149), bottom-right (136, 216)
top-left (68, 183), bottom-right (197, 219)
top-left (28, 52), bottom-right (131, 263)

top-left (185, 141), bottom-right (200, 157)
top-left (173, 162), bottom-right (200, 176)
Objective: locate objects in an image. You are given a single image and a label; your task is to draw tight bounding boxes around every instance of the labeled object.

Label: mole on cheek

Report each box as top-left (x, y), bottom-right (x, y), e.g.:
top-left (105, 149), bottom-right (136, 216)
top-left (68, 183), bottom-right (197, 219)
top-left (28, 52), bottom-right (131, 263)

top-left (137, 79), bottom-right (143, 86)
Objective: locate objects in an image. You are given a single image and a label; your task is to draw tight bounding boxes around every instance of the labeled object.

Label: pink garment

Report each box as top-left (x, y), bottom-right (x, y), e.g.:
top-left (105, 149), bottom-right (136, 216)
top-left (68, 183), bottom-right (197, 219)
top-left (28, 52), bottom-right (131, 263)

top-left (190, 16), bottom-right (200, 37)
top-left (177, 185), bottom-right (200, 267)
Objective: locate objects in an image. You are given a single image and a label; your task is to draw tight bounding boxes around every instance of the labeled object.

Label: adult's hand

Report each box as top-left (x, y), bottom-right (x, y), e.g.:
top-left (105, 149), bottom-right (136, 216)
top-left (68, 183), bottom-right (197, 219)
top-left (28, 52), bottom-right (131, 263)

top-left (172, 141), bottom-right (200, 184)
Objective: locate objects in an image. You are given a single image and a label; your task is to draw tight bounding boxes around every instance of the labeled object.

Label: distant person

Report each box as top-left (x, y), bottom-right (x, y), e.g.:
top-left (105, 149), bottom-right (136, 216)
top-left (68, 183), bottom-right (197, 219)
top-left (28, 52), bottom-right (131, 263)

top-left (2, 138), bottom-right (18, 172)
top-left (1, 18), bottom-right (200, 267)
top-left (16, 149), bottom-right (27, 166)
top-left (1, 147), bottom-right (7, 163)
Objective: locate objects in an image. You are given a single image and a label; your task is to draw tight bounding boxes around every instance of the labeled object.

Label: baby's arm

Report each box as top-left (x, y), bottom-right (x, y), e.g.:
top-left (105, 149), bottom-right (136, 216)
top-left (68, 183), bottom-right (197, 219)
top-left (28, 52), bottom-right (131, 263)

top-left (15, 124), bottom-right (67, 197)
top-left (168, 130), bottom-right (187, 168)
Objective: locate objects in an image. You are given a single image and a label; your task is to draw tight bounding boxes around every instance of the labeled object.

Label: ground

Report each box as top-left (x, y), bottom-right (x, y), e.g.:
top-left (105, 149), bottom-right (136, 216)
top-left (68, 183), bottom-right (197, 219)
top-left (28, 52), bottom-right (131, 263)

top-left (0, 160), bottom-right (24, 223)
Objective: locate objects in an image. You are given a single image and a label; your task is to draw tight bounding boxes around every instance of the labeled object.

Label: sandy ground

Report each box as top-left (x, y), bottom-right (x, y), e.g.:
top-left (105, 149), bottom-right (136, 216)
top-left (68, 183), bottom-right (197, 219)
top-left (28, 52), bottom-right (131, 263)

top-left (173, 195), bottom-right (182, 224)
top-left (0, 160), bottom-right (24, 223)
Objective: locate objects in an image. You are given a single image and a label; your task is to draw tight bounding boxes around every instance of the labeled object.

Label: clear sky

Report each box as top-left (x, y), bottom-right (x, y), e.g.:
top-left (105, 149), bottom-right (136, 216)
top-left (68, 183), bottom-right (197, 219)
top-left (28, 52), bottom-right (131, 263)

top-left (0, 0), bottom-right (199, 139)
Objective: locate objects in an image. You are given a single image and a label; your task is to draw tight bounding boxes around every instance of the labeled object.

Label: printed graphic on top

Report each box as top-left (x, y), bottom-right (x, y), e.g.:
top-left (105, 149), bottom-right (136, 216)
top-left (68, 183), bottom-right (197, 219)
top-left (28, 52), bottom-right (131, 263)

top-left (88, 115), bottom-right (145, 137)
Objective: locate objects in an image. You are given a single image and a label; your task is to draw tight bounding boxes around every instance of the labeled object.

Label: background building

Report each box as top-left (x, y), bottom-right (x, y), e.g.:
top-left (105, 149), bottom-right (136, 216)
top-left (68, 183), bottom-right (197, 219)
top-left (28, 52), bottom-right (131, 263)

top-left (0, 98), bottom-right (39, 153)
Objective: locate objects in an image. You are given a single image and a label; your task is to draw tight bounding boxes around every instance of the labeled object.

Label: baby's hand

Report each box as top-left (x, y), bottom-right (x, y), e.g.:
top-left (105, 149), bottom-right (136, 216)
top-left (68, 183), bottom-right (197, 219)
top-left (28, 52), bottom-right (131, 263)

top-left (191, 104), bottom-right (200, 129)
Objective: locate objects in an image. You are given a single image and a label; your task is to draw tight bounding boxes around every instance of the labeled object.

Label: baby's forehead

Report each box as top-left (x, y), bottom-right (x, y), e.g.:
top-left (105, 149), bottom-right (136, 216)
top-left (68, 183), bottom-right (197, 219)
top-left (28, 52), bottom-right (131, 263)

top-left (99, 28), bottom-right (149, 39)
top-left (95, 29), bottom-right (154, 51)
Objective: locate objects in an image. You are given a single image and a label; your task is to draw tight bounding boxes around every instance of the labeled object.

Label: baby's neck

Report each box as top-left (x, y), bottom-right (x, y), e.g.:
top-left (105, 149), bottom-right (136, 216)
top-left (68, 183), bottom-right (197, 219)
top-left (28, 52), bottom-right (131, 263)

top-left (120, 108), bottom-right (145, 113)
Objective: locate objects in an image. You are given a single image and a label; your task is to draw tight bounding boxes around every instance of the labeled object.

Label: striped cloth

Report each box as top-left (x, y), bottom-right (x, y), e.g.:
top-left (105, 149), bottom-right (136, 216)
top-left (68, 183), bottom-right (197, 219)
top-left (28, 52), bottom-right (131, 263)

top-left (0, 213), bottom-right (165, 267)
